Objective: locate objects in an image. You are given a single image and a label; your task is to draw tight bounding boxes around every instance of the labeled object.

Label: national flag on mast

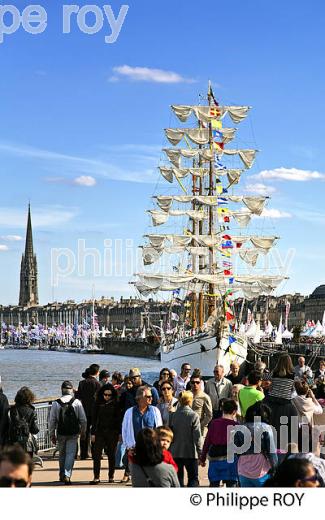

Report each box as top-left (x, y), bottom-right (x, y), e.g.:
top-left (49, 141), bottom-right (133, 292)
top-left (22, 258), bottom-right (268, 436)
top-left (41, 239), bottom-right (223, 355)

top-left (208, 82), bottom-right (219, 107)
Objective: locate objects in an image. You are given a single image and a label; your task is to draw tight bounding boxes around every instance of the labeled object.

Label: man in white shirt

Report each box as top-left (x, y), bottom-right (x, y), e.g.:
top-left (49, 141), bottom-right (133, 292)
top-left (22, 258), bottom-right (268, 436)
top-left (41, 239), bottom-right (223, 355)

top-left (294, 357), bottom-right (313, 381)
top-left (174, 363), bottom-right (191, 397)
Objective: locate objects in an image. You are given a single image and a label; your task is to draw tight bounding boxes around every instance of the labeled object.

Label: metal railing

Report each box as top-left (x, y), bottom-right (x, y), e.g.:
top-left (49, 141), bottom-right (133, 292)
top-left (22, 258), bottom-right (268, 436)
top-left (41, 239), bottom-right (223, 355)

top-left (34, 401), bottom-right (53, 453)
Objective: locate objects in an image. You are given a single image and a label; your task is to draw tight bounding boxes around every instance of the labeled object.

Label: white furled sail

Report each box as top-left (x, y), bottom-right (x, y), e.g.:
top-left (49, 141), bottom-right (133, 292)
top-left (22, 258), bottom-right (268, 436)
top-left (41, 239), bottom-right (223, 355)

top-left (171, 104), bottom-right (251, 124)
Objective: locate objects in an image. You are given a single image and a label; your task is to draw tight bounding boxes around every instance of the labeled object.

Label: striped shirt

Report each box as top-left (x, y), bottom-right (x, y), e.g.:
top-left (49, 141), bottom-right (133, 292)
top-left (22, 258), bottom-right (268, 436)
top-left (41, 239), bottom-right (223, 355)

top-left (268, 376), bottom-right (294, 400)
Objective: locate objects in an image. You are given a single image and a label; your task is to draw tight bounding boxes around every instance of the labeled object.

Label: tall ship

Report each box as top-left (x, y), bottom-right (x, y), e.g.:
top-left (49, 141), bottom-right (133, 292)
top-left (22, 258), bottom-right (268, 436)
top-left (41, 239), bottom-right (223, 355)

top-left (132, 83), bottom-right (286, 376)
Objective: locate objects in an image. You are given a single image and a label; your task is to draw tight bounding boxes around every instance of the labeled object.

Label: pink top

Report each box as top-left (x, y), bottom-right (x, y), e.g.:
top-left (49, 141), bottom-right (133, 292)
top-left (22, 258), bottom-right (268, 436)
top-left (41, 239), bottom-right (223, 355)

top-left (238, 453), bottom-right (271, 479)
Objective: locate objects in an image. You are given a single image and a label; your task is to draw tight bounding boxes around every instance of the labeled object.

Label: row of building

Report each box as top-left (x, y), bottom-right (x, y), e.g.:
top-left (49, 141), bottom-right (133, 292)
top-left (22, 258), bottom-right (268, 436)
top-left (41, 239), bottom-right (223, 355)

top-left (3, 204), bottom-right (325, 332)
top-left (1, 286), bottom-right (325, 332)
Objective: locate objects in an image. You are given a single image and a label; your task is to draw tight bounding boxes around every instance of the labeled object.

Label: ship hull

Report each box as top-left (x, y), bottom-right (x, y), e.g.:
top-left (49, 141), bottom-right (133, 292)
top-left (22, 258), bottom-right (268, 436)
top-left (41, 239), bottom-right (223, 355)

top-left (161, 333), bottom-right (247, 377)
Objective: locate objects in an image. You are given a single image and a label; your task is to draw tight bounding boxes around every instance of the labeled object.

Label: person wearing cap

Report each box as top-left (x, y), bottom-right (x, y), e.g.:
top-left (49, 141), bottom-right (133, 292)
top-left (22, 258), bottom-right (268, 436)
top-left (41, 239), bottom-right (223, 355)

top-left (49, 381), bottom-right (87, 484)
top-left (120, 368), bottom-right (159, 412)
top-left (99, 369), bottom-right (110, 386)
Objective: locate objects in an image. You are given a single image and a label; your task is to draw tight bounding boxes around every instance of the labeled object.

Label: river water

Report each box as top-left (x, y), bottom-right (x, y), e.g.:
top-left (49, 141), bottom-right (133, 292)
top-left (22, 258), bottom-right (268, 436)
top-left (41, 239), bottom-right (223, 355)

top-left (0, 350), bottom-right (161, 401)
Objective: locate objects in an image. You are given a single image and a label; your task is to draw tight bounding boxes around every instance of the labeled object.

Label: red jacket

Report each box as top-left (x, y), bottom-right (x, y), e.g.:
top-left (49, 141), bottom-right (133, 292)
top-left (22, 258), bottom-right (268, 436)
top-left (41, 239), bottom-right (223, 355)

top-left (163, 449), bottom-right (178, 472)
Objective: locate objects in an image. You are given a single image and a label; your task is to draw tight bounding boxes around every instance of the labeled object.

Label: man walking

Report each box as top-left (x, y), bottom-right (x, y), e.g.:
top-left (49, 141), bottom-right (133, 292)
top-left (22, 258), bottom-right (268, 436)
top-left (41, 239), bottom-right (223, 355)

top-left (238, 370), bottom-right (264, 418)
top-left (205, 365), bottom-right (232, 415)
top-left (174, 363), bottom-right (191, 397)
top-left (122, 385), bottom-right (162, 450)
top-left (189, 374), bottom-right (213, 435)
top-left (49, 380), bottom-right (87, 484)
top-left (76, 364), bottom-right (101, 459)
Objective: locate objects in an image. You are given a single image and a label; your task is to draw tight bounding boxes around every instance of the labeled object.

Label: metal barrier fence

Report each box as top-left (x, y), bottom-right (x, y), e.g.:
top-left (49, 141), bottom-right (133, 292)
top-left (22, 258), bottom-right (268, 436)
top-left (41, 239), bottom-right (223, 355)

top-left (34, 401), bottom-right (53, 453)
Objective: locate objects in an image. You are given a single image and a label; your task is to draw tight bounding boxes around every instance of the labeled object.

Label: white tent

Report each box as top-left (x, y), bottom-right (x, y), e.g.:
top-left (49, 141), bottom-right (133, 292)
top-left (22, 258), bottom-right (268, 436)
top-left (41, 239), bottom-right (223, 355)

top-left (252, 321), bottom-right (261, 344)
top-left (275, 316), bottom-right (283, 345)
top-left (239, 323), bottom-right (246, 335)
top-left (246, 319), bottom-right (257, 339)
top-left (141, 326), bottom-right (146, 339)
top-left (310, 321), bottom-right (323, 338)
top-left (265, 320), bottom-right (273, 336)
top-left (282, 329), bottom-right (293, 339)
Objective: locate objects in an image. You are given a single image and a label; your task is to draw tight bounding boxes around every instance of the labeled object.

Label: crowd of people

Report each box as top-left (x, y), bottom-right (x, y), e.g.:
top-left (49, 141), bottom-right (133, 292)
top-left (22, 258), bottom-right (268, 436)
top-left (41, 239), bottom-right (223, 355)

top-left (0, 355), bottom-right (325, 487)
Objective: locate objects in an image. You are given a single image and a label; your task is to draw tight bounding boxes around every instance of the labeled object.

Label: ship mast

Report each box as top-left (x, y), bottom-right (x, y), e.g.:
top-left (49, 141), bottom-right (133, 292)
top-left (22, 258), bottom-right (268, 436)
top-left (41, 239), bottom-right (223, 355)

top-left (207, 81), bottom-right (216, 317)
top-left (191, 158), bottom-right (198, 330)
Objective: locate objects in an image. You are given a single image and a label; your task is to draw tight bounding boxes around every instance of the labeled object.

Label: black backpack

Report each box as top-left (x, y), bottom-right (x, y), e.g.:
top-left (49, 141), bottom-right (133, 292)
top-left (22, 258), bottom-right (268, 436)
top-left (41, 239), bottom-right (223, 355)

top-left (57, 398), bottom-right (80, 436)
top-left (9, 407), bottom-right (30, 448)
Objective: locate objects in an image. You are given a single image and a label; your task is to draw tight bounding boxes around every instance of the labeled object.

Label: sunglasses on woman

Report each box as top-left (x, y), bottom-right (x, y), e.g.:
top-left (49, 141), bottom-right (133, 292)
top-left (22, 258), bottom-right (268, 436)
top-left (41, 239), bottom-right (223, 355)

top-left (103, 393), bottom-right (112, 397)
top-left (161, 386), bottom-right (172, 391)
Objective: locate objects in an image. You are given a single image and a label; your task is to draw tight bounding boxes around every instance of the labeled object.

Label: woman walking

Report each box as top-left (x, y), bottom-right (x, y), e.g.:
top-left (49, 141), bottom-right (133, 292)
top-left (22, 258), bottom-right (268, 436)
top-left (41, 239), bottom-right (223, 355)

top-left (157, 381), bottom-right (178, 425)
top-left (130, 428), bottom-right (179, 487)
top-left (169, 391), bottom-right (202, 487)
top-left (9, 387), bottom-right (39, 458)
top-left (90, 383), bottom-right (122, 484)
top-left (234, 401), bottom-right (277, 487)
top-left (265, 354), bottom-right (298, 449)
top-left (153, 368), bottom-right (173, 394)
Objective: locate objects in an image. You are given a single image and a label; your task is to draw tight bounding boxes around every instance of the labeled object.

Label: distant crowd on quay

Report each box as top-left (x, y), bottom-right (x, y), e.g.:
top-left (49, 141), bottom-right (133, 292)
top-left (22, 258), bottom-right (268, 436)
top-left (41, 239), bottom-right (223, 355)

top-left (1, 355), bottom-right (325, 487)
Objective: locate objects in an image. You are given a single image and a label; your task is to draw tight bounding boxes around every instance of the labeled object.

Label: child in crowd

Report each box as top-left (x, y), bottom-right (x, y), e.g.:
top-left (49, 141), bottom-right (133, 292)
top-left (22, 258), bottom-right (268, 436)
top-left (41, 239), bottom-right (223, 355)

top-left (156, 426), bottom-right (178, 472)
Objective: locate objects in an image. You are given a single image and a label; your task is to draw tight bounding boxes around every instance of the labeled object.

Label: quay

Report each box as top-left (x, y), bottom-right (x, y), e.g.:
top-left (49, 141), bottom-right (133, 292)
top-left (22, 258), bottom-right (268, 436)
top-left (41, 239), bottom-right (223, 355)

top-left (31, 455), bottom-right (209, 487)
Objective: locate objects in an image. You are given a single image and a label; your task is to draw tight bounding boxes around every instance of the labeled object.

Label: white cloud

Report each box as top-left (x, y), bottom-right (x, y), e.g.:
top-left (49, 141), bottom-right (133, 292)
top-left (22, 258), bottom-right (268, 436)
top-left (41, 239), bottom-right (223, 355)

top-left (111, 65), bottom-right (195, 84)
top-left (0, 206), bottom-right (79, 229)
top-left (0, 141), bottom-right (157, 184)
top-left (258, 208), bottom-right (292, 218)
top-left (73, 176), bottom-right (96, 187)
top-left (245, 183), bottom-right (276, 195)
top-left (255, 167), bottom-right (325, 182)
top-left (0, 235), bottom-right (23, 241)
top-left (296, 210), bottom-right (325, 225)
top-left (0, 245), bottom-right (9, 251)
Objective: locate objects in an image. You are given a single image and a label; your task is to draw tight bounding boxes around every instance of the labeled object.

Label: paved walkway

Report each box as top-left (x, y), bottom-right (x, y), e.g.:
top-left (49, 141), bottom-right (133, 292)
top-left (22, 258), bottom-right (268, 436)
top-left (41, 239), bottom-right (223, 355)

top-left (32, 454), bottom-right (209, 487)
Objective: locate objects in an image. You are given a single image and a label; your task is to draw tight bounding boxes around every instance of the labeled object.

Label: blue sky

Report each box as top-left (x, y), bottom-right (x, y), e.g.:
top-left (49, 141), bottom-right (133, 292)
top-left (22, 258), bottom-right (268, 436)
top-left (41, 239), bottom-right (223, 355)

top-left (1, 0), bottom-right (325, 305)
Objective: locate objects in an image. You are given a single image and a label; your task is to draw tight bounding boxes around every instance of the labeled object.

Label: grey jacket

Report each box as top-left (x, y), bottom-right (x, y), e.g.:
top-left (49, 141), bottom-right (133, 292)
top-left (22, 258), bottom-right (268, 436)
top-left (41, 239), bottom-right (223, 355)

top-left (49, 394), bottom-right (87, 437)
top-left (192, 391), bottom-right (213, 434)
top-left (169, 405), bottom-right (203, 459)
top-left (131, 461), bottom-right (180, 487)
top-left (205, 377), bottom-right (233, 412)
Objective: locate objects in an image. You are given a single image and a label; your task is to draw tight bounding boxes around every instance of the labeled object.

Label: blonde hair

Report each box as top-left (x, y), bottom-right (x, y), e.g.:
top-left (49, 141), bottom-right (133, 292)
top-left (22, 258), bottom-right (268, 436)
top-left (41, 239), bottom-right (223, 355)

top-left (179, 390), bottom-right (193, 407)
top-left (156, 425), bottom-right (174, 442)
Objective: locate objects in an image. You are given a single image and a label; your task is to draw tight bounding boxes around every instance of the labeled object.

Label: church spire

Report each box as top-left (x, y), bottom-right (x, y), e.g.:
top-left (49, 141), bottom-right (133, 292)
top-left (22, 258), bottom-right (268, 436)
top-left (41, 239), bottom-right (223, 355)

top-left (25, 203), bottom-right (34, 257)
top-left (19, 204), bottom-right (39, 307)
